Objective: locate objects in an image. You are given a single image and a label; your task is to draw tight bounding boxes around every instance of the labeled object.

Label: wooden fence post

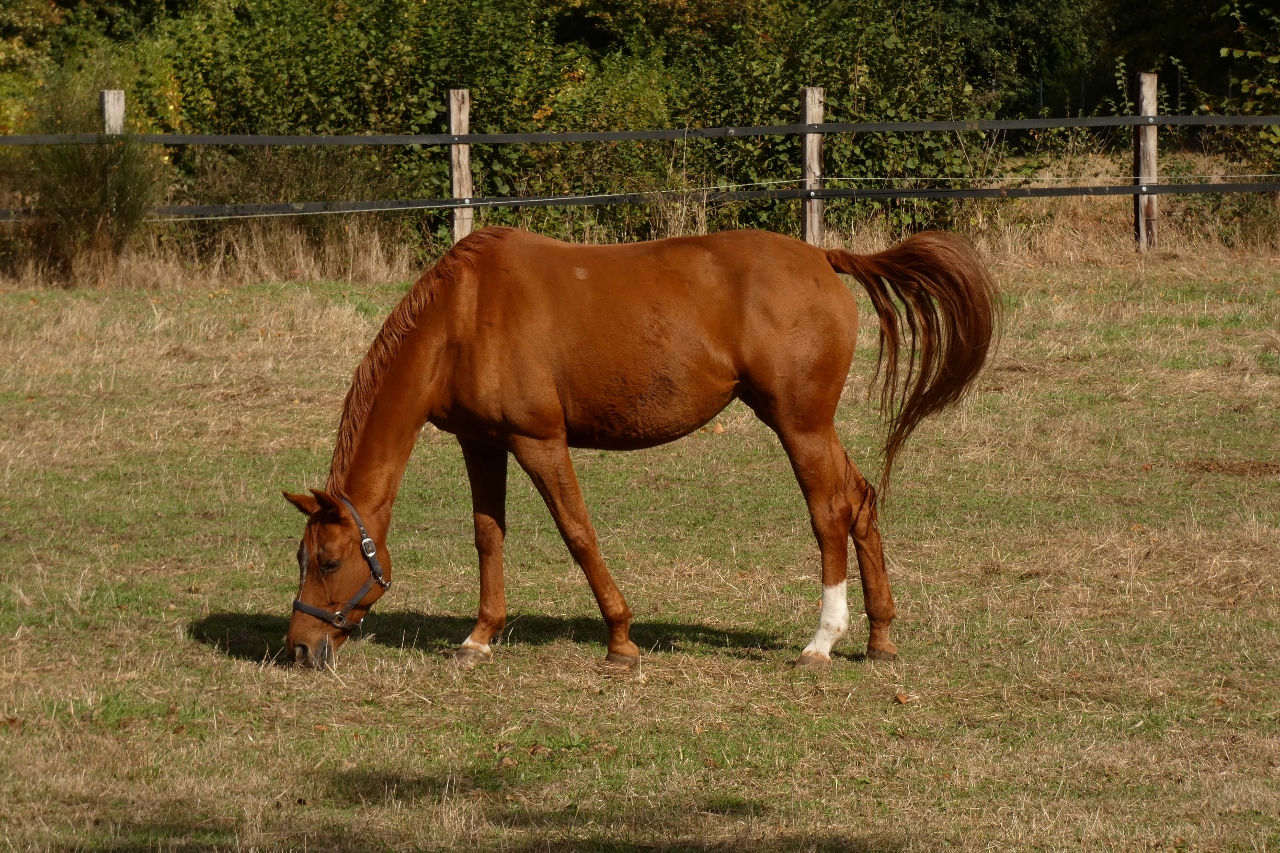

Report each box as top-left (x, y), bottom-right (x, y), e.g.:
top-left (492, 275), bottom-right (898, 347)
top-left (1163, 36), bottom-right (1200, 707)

top-left (101, 90), bottom-right (125, 135)
top-left (449, 89), bottom-right (474, 243)
top-left (1133, 73), bottom-right (1158, 252)
top-left (801, 86), bottom-right (824, 246)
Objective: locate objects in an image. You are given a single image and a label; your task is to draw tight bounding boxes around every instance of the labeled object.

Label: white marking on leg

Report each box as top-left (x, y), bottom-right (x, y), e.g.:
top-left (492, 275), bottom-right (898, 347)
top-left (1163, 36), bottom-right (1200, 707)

top-left (802, 581), bottom-right (849, 660)
top-left (461, 637), bottom-right (491, 656)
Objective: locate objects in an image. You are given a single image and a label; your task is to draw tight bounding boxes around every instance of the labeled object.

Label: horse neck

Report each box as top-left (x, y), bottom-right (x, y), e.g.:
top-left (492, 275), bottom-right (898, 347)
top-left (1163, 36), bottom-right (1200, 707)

top-left (335, 324), bottom-right (448, 541)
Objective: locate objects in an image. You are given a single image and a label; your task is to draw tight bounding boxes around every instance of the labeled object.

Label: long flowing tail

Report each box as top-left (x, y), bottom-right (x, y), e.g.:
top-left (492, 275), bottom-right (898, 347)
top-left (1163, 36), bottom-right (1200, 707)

top-left (825, 232), bottom-right (1000, 498)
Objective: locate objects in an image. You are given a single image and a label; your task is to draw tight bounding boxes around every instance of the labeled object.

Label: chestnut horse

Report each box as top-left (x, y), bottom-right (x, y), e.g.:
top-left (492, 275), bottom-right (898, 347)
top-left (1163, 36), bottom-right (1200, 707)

top-left (283, 226), bottom-right (997, 670)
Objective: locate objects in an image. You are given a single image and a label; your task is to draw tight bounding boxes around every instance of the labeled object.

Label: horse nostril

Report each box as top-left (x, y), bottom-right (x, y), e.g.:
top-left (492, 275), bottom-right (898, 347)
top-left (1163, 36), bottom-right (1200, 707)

top-left (293, 643), bottom-right (311, 666)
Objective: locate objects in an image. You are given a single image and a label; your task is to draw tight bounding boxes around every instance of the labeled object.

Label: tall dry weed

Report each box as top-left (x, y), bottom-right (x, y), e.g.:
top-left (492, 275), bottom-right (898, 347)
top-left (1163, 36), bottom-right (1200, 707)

top-left (0, 215), bottom-right (424, 291)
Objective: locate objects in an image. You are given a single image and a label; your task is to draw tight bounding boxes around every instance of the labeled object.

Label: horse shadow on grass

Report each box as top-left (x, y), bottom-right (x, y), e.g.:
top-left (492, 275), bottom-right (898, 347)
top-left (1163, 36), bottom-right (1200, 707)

top-left (316, 768), bottom-right (905, 851)
top-left (57, 753), bottom-right (902, 852)
top-left (188, 612), bottom-right (291, 663)
top-left (188, 610), bottom-right (785, 665)
top-left (320, 767), bottom-right (905, 850)
top-left (65, 809), bottom-right (901, 853)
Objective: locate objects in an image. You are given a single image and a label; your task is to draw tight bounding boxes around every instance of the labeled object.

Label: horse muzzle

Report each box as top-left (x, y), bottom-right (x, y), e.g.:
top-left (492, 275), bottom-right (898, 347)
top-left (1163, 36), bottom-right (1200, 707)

top-left (289, 634), bottom-right (336, 670)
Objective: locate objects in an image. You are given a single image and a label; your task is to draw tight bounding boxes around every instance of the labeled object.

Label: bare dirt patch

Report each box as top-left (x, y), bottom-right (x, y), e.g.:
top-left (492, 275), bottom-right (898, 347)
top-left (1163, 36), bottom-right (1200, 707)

top-left (1176, 458), bottom-right (1280, 477)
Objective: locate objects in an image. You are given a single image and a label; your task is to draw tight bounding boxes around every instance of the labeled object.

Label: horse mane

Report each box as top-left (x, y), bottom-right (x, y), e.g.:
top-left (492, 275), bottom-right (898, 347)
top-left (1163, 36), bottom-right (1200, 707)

top-left (326, 227), bottom-right (514, 492)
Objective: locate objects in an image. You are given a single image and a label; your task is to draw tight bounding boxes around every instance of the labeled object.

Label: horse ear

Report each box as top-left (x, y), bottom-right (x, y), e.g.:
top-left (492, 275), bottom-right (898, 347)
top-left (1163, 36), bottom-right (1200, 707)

top-left (283, 491), bottom-right (320, 516)
top-left (308, 488), bottom-right (344, 516)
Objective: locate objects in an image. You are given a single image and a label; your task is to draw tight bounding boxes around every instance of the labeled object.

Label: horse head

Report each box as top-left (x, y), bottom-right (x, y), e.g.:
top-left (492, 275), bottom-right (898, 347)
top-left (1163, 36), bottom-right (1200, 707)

top-left (282, 488), bottom-right (391, 669)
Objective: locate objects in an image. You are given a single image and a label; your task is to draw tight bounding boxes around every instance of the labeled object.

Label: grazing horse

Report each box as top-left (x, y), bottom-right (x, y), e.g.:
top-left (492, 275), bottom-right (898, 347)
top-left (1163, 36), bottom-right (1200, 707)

top-left (283, 226), bottom-right (998, 671)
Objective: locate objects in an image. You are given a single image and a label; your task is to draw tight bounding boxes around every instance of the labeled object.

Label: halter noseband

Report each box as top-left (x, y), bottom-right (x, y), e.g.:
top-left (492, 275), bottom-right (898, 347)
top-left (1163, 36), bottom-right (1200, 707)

top-left (293, 496), bottom-right (390, 632)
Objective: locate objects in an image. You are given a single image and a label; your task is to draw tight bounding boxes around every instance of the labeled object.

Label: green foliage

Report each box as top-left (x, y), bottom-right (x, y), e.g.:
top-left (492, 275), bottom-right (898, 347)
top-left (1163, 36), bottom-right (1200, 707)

top-left (0, 0), bottom-right (63, 133)
top-left (1221, 2), bottom-right (1280, 159)
top-left (663, 1), bottom-right (993, 232)
top-left (1095, 0), bottom-right (1237, 92)
top-left (46, 0), bottom-right (199, 46)
top-left (1, 0), bottom-right (196, 134)
top-left (936, 0), bottom-right (1099, 115)
top-left (132, 0), bottom-right (992, 236)
top-left (29, 139), bottom-right (163, 258)
top-left (9, 0), bottom-right (1274, 245)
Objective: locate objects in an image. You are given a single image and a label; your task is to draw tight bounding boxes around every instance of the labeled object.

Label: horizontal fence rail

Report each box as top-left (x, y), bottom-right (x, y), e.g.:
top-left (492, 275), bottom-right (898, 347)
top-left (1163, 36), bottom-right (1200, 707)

top-left (0, 181), bottom-right (1256, 223)
top-left (3, 113), bottom-right (1280, 148)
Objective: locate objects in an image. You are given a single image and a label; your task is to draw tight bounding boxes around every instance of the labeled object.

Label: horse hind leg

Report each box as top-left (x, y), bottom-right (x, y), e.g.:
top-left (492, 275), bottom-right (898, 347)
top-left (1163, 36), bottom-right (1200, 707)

top-left (773, 426), bottom-right (856, 668)
top-left (845, 461), bottom-right (898, 662)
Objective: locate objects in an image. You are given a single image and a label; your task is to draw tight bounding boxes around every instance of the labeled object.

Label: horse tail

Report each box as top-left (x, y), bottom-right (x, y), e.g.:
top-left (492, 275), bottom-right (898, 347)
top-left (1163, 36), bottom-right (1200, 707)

top-left (824, 232), bottom-right (1000, 499)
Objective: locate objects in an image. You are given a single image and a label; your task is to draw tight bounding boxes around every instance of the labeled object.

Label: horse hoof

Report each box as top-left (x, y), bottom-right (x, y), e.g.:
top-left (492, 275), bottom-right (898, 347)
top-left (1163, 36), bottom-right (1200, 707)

top-left (447, 646), bottom-right (492, 669)
top-left (604, 651), bottom-right (640, 669)
top-left (794, 653), bottom-right (831, 669)
top-left (866, 647), bottom-right (898, 662)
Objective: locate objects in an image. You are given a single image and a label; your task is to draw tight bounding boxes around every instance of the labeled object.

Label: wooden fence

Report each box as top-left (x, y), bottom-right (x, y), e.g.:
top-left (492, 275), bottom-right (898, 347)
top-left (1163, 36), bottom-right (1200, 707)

top-left (4, 75), bottom-right (1280, 253)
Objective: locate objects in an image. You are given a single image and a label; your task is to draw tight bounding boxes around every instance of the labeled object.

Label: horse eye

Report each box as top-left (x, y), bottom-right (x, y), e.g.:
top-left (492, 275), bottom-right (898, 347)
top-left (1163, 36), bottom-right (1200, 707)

top-left (320, 558), bottom-right (341, 573)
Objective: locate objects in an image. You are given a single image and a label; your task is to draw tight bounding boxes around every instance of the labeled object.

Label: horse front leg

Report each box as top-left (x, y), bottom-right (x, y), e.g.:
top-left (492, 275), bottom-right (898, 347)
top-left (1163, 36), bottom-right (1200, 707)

top-left (509, 435), bottom-right (641, 668)
top-left (452, 438), bottom-right (509, 668)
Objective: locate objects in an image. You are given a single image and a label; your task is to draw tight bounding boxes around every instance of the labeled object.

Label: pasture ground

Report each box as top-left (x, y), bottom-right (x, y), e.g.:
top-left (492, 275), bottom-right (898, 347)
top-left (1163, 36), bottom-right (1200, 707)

top-left (0, 243), bottom-right (1278, 851)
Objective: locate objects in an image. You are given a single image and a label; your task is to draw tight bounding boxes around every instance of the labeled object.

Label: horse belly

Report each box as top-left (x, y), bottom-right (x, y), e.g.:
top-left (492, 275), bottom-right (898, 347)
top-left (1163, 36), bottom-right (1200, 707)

top-left (560, 357), bottom-right (736, 450)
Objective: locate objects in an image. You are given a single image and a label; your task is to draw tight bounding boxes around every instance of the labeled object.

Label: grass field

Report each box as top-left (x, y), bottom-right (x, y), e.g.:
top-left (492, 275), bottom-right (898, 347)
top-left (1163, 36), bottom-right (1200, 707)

top-left (1, 243), bottom-right (1278, 851)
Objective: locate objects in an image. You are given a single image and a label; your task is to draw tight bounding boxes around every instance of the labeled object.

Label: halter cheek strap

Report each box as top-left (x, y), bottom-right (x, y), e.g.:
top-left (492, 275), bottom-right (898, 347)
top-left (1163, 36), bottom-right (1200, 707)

top-left (293, 497), bottom-right (391, 631)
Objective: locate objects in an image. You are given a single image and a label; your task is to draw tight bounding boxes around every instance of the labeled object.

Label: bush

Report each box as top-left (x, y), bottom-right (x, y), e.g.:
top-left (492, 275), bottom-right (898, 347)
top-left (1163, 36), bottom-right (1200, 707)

top-left (27, 135), bottom-right (165, 269)
top-left (19, 53), bottom-right (167, 277)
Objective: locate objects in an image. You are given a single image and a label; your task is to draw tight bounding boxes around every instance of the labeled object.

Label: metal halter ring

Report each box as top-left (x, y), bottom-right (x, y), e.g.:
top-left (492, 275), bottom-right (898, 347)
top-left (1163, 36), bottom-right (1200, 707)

top-left (292, 496), bottom-right (390, 632)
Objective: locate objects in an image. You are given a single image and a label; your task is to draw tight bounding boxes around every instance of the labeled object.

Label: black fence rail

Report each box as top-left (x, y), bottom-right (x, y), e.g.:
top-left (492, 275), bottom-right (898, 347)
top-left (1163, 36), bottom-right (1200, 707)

top-left (4, 113), bottom-right (1279, 148)
top-left (121, 181), bottom-right (1280, 222)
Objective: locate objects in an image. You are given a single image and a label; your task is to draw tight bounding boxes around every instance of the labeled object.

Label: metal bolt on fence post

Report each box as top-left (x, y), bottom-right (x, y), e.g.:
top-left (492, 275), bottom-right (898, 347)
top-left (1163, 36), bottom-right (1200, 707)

top-left (801, 86), bottom-right (824, 247)
top-left (1133, 73), bottom-right (1158, 253)
top-left (449, 89), bottom-right (474, 244)
top-left (101, 90), bottom-right (125, 135)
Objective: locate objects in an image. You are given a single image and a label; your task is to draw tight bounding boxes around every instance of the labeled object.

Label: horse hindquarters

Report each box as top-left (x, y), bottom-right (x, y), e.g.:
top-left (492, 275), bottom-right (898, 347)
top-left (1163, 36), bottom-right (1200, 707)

top-left (729, 241), bottom-right (874, 665)
top-left (745, 231), bottom-right (996, 665)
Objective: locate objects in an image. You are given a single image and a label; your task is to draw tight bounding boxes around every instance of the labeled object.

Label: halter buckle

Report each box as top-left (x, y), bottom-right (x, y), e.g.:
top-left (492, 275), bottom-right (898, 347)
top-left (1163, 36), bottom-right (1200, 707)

top-left (361, 536), bottom-right (377, 558)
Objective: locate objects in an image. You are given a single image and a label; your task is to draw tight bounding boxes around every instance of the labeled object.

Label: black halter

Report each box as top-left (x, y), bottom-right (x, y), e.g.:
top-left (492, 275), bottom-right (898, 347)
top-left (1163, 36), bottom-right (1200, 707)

top-left (293, 496), bottom-right (390, 632)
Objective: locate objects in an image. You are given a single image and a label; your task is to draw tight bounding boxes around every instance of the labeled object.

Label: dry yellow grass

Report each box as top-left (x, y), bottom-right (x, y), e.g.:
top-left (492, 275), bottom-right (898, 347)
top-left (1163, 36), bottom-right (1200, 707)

top-left (0, 214), bottom-right (422, 291)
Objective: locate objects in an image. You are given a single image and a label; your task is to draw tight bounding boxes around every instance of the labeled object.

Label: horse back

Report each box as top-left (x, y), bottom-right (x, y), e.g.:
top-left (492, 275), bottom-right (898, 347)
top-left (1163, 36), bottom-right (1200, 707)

top-left (427, 228), bottom-right (859, 447)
